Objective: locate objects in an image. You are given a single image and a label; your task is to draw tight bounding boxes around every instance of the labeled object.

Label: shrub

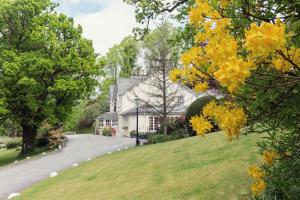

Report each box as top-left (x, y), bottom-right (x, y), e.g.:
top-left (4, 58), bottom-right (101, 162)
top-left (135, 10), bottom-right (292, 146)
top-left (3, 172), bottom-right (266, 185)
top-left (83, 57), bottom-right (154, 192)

top-left (5, 137), bottom-right (22, 149)
top-left (48, 129), bottom-right (65, 149)
top-left (147, 129), bottom-right (189, 144)
top-left (102, 127), bottom-right (113, 136)
top-left (147, 134), bottom-right (170, 144)
top-left (185, 96), bottom-right (215, 136)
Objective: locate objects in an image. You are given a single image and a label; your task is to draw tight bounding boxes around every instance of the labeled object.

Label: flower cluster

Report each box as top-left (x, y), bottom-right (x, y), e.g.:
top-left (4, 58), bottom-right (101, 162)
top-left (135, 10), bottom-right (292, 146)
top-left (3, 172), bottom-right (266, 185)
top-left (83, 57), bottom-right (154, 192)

top-left (189, 115), bottom-right (213, 135)
top-left (189, 101), bottom-right (247, 140)
top-left (263, 150), bottom-right (278, 166)
top-left (214, 57), bottom-right (254, 93)
top-left (248, 165), bottom-right (266, 196)
top-left (171, 0), bottom-right (296, 95)
top-left (245, 21), bottom-right (286, 57)
top-left (169, 68), bottom-right (182, 82)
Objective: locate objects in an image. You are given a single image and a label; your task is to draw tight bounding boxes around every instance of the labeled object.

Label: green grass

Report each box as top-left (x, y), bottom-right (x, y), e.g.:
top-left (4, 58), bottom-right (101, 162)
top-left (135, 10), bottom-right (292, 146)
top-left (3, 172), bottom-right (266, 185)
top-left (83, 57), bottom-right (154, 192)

top-left (18, 132), bottom-right (262, 200)
top-left (0, 147), bottom-right (48, 168)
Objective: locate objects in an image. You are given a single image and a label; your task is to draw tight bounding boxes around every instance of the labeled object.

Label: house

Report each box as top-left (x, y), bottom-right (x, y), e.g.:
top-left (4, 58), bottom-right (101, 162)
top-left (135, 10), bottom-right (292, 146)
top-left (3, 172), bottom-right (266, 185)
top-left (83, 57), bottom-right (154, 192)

top-left (95, 75), bottom-right (208, 137)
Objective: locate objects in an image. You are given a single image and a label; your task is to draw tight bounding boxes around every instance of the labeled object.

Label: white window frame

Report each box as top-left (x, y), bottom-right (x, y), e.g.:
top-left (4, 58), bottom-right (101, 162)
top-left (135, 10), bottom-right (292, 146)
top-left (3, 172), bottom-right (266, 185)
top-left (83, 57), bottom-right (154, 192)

top-left (149, 116), bottom-right (159, 131)
top-left (105, 119), bottom-right (110, 126)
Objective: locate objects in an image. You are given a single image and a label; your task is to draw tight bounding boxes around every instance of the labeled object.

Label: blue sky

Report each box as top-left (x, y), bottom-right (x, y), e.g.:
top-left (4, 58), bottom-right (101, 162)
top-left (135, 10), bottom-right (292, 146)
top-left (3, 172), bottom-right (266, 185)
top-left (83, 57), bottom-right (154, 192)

top-left (54, 0), bottom-right (137, 55)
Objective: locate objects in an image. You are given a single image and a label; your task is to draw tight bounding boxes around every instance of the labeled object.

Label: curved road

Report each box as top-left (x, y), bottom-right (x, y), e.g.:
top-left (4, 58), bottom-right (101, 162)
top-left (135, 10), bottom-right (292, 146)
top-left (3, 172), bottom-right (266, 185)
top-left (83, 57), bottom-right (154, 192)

top-left (0, 135), bottom-right (135, 199)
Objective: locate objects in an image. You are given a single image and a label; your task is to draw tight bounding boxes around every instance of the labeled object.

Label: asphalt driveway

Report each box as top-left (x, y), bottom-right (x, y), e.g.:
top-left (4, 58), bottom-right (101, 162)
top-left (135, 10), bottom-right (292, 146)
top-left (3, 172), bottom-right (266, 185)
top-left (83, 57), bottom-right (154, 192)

top-left (0, 134), bottom-right (135, 199)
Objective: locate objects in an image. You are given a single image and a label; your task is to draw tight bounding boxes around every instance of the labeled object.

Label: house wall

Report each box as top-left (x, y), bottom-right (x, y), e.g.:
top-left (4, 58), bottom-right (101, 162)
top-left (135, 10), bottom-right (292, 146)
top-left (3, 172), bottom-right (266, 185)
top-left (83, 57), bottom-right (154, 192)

top-left (95, 119), bottom-right (118, 135)
top-left (118, 113), bottom-right (183, 137)
top-left (116, 76), bottom-right (198, 136)
top-left (119, 78), bottom-right (197, 114)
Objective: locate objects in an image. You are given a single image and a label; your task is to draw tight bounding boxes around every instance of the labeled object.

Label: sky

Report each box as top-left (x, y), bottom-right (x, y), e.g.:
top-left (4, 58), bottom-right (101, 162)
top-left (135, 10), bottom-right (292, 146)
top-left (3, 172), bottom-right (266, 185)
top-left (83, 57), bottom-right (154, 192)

top-left (54, 0), bottom-right (137, 55)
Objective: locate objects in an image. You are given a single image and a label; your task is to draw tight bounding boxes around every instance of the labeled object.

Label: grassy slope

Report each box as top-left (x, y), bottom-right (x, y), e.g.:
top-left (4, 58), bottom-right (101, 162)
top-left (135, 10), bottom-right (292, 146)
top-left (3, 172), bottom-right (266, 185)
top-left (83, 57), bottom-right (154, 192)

top-left (0, 147), bottom-right (48, 168)
top-left (19, 132), bottom-right (262, 200)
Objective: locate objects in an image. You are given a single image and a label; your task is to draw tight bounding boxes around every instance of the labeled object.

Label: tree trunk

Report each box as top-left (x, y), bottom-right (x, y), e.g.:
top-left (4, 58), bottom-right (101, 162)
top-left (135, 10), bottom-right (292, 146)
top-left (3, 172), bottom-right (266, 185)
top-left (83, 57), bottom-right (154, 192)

top-left (21, 124), bottom-right (37, 155)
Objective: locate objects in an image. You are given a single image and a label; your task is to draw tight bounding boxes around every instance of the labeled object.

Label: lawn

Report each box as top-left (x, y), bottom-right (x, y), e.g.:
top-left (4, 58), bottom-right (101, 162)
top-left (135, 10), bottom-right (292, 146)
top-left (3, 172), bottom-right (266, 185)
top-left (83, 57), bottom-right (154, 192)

top-left (18, 132), bottom-right (262, 200)
top-left (0, 147), bottom-right (48, 168)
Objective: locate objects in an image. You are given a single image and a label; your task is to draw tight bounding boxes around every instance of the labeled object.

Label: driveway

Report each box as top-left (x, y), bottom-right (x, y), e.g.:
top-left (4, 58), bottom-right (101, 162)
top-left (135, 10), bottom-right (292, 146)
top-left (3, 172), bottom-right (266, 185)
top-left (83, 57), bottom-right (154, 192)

top-left (0, 135), bottom-right (135, 199)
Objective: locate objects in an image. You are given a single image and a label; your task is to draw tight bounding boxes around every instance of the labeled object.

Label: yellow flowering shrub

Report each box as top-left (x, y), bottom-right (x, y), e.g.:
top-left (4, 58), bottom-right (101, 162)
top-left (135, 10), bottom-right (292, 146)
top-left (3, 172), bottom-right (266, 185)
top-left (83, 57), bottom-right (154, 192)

top-left (194, 82), bottom-right (208, 93)
top-left (201, 101), bottom-right (247, 140)
top-left (189, 115), bottom-right (213, 136)
top-left (263, 150), bottom-right (278, 166)
top-left (245, 21), bottom-right (286, 57)
top-left (248, 165), bottom-right (266, 196)
top-left (251, 179), bottom-right (267, 196)
top-left (169, 68), bottom-right (182, 82)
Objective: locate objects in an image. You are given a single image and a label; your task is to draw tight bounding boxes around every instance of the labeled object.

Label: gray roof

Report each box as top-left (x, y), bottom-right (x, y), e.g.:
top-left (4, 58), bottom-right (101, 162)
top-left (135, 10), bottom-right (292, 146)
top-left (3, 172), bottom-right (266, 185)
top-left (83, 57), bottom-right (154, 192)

top-left (117, 77), bottom-right (143, 96)
top-left (120, 107), bottom-right (186, 116)
top-left (96, 112), bottom-right (118, 120)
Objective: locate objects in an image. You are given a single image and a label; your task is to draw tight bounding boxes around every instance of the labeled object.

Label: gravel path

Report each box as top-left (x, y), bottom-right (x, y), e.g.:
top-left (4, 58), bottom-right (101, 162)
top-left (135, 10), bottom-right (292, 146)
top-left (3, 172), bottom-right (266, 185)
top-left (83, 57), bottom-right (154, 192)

top-left (0, 134), bottom-right (135, 199)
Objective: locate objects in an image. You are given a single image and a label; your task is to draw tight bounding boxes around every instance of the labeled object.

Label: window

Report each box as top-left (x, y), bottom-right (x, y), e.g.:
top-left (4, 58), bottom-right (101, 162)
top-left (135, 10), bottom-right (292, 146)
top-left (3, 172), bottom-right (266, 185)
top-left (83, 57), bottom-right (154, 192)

top-left (178, 96), bottom-right (184, 104)
top-left (99, 120), bottom-right (104, 127)
top-left (149, 116), bottom-right (159, 131)
top-left (112, 119), bottom-right (118, 127)
top-left (105, 119), bottom-right (110, 126)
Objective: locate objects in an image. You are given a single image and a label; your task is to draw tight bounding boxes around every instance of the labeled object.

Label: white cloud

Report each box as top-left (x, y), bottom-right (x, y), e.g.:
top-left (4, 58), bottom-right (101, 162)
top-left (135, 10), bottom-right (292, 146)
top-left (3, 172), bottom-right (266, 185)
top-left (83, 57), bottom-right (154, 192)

top-left (68, 0), bottom-right (137, 55)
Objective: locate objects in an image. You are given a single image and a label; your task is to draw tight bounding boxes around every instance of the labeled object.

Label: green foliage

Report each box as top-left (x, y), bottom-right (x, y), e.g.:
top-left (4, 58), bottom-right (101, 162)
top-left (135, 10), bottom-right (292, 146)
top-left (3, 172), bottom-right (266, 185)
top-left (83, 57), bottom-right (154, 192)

top-left (148, 119), bottom-right (189, 144)
top-left (143, 21), bottom-right (179, 71)
top-left (185, 96), bottom-right (214, 136)
top-left (101, 36), bottom-right (139, 78)
top-left (147, 130), bottom-right (189, 144)
top-left (3, 137), bottom-right (22, 149)
top-left (0, 0), bottom-right (98, 153)
top-left (63, 78), bottom-right (114, 132)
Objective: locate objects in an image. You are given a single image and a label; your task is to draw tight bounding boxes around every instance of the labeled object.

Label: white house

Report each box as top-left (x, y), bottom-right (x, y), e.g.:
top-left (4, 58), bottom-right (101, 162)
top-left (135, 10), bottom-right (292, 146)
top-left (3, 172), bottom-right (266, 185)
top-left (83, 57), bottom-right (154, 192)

top-left (95, 75), bottom-right (208, 137)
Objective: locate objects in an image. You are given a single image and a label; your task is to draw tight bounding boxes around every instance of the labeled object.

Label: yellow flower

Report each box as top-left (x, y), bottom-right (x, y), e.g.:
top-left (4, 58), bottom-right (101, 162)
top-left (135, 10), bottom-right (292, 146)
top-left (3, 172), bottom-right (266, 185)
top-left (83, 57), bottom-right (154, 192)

top-left (202, 101), bottom-right (247, 140)
top-left (245, 22), bottom-right (286, 57)
top-left (214, 56), bottom-right (254, 93)
top-left (169, 68), bottom-right (182, 82)
top-left (248, 165), bottom-right (264, 179)
top-left (263, 150), bottom-right (278, 165)
top-left (194, 82), bottom-right (209, 92)
top-left (190, 115), bottom-right (213, 136)
top-left (251, 179), bottom-right (266, 196)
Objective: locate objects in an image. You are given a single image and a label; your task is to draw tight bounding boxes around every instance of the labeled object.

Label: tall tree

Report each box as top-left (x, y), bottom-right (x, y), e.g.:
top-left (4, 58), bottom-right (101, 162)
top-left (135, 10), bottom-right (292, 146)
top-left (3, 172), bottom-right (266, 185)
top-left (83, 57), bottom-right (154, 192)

top-left (101, 36), bottom-right (139, 79)
top-left (133, 22), bottom-right (181, 134)
top-left (0, 0), bottom-right (98, 155)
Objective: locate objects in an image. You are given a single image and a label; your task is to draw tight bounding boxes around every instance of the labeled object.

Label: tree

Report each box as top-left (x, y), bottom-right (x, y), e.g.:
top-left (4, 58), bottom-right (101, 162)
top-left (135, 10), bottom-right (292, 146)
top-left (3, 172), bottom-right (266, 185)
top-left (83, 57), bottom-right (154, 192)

top-left (0, 0), bottom-right (98, 155)
top-left (169, 0), bottom-right (300, 199)
top-left (133, 22), bottom-right (181, 134)
top-left (101, 36), bottom-right (139, 79)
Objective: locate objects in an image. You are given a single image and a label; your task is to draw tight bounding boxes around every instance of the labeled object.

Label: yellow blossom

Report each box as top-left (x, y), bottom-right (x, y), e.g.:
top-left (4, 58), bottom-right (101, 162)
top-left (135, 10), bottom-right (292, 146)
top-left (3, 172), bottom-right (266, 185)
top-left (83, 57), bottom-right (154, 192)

top-left (194, 82), bottom-right (209, 92)
top-left (251, 179), bottom-right (266, 196)
top-left (248, 165), bottom-right (264, 179)
top-left (190, 115), bottom-right (213, 136)
top-left (202, 101), bottom-right (247, 140)
top-left (263, 150), bottom-right (278, 165)
top-left (169, 68), bottom-right (182, 82)
top-left (245, 22), bottom-right (286, 57)
top-left (214, 57), bottom-right (254, 93)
